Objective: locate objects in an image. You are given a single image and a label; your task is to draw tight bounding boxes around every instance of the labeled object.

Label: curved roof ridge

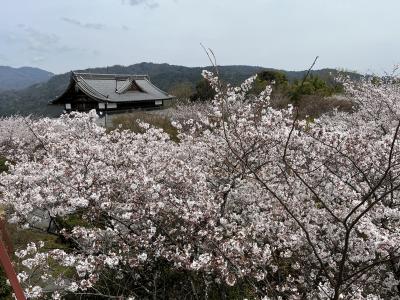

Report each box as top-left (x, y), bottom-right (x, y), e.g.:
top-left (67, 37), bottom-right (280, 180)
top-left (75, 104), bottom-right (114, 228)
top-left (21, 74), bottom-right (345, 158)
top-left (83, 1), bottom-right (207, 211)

top-left (72, 72), bottom-right (149, 80)
top-left (115, 78), bottom-right (133, 94)
top-left (140, 77), bottom-right (172, 97)
top-left (75, 76), bottom-right (109, 101)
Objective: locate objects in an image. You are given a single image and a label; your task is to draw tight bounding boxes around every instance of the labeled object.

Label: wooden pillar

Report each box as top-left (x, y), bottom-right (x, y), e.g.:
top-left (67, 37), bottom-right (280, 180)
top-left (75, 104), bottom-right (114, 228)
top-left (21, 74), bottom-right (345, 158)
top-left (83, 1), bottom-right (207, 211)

top-left (0, 219), bottom-right (26, 300)
top-left (105, 102), bottom-right (108, 127)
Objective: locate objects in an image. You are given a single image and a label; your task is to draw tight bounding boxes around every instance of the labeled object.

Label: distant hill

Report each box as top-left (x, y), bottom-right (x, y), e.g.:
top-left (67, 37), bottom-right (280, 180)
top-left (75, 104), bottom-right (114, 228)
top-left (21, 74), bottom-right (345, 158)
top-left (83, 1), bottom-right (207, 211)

top-left (0, 66), bottom-right (54, 91)
top-left (0, 62), bottom-right (360, 117)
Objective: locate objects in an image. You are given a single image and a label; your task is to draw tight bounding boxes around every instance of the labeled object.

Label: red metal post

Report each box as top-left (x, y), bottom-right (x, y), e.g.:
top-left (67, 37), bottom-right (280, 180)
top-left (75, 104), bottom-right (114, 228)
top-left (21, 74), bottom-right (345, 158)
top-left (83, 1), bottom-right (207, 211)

top-left (0, 220), bottom-right (26, 300)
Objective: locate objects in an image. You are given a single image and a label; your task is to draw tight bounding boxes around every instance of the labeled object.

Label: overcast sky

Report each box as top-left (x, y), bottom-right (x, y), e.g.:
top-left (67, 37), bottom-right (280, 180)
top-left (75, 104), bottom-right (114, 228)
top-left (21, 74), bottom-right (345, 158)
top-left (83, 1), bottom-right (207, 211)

top-left (0, 0), bottom-right (399, 74)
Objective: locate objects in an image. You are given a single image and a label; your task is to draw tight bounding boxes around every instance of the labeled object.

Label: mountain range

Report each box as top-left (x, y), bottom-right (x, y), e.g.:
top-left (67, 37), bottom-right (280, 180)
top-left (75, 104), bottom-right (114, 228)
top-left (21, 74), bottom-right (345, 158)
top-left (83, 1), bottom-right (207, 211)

top-left (0, 62), bottom-right (360, 117)
top-left (0, 66), bottom-right (54, 91)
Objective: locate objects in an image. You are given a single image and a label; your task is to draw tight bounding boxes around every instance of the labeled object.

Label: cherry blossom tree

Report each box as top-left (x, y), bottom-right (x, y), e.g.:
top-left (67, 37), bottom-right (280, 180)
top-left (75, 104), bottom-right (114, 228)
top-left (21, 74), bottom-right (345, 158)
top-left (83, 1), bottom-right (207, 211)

top-left (0, 70), bottom-right (399, 299)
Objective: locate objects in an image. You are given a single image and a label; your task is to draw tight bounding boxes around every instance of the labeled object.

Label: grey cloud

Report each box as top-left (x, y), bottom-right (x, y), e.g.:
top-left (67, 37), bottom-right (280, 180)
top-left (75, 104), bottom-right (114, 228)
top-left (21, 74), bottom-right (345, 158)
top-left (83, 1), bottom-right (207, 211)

top-left (121, 0), bottom-right (159, 9)
top-left (146, 2), bottom-right (159, 9)
top-left (62, 17), bottom-right (106, 30)
top-left (129, 0), bottom-right (145, 4)
top-left (23, 27), bottom-right (60, 52)
top-left (13, 25), bottom-right (76, 55)
top-left (5, 34), bottom-right (20, 43)
top-left (26, 28), bottom-right (59, 44)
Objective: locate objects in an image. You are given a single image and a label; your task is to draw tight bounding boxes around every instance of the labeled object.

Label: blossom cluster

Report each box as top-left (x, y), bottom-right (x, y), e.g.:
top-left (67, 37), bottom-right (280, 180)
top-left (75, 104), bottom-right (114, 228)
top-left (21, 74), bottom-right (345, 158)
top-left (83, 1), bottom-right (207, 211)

top-left (0, 71), bottom-right (400, 299)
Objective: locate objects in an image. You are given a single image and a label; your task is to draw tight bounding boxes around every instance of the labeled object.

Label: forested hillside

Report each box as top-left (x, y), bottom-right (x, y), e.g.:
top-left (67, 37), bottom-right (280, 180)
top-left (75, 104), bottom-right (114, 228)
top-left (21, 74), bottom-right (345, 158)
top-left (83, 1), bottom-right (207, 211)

top-left (0, 66), bottom-right (53, 91)
top-left (0, 62), bottom-right (360, 117)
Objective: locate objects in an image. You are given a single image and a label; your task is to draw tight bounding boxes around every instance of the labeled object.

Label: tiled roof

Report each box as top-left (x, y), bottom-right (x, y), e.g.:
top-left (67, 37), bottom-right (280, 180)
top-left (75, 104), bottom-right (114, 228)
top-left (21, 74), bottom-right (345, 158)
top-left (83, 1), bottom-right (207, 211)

top-left (52, 72), bottom-right (174, 103)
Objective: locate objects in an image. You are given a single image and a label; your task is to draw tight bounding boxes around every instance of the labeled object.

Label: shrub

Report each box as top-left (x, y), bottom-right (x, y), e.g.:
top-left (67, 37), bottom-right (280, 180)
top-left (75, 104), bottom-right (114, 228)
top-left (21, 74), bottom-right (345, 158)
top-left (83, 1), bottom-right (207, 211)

top-left (111, 111), bottom-right (179, 142)
top-left (190, 79), bottom-right (216, 101)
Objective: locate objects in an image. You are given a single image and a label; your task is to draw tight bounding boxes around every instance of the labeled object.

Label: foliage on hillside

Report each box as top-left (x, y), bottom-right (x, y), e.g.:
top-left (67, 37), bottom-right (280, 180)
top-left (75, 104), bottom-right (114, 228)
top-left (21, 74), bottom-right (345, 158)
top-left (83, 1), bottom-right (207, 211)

top-left (247, 70), bottom-right (351, 119)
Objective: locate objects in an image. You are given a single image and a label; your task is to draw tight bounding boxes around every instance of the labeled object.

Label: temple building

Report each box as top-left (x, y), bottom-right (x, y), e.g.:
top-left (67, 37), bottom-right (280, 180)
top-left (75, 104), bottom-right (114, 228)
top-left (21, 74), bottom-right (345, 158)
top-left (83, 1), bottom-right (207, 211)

top-left (51, 72), bottom-right (174, 112)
